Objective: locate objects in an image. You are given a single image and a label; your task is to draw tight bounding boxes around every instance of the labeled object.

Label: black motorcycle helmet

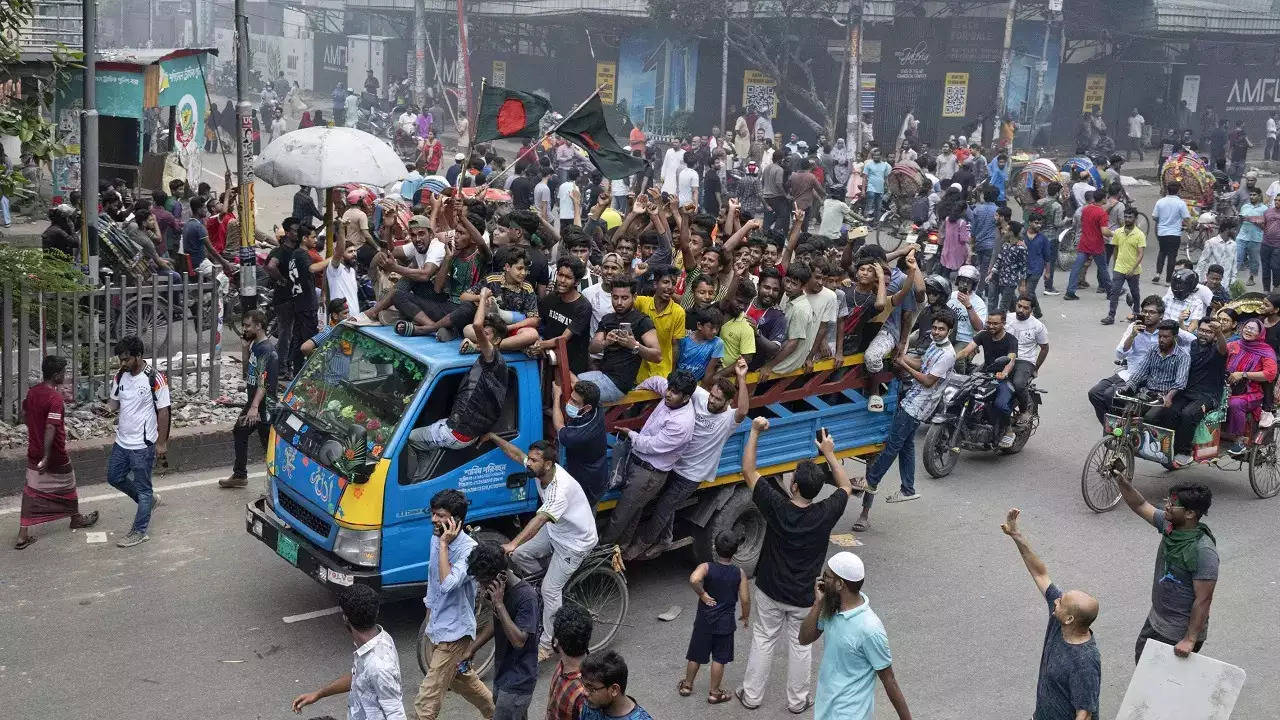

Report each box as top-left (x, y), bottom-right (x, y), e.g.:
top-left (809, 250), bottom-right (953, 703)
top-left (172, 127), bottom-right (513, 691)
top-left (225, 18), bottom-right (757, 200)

top-left (925, 274), bottom-right (952, 303)
top-left (1170, 268), bottom-right (1199, 300)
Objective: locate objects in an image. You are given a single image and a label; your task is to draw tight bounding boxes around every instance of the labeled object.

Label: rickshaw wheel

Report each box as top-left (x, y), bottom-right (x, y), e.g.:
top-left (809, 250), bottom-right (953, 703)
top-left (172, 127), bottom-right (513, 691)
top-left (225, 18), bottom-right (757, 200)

top-left (1081, 437), bottom-right (1129, 512)
top-left (1247, 438), bottom-right (1280, 499)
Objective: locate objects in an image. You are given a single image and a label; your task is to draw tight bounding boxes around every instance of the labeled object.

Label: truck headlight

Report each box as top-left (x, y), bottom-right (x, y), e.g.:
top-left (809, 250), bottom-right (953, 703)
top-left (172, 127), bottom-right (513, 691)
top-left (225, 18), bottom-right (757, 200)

top-left (334, 528), bottom-right (381, 568)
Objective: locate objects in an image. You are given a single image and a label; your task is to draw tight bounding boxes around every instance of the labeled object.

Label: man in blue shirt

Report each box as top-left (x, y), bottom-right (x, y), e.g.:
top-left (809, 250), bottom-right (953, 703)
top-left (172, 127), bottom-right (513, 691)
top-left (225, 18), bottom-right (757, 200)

top-left (799, 552), bottom-right (912, 720)
top-left (862, 147), bottom-right (891, 224)
top-left (989, 153), bottom-right (1010, 206)
top-left (1152, 181), bottom-right (1191, 284)
top-left (413, 490), bottom-right (496, 720)
top-left (971, 186), bottom-right (1000, 290)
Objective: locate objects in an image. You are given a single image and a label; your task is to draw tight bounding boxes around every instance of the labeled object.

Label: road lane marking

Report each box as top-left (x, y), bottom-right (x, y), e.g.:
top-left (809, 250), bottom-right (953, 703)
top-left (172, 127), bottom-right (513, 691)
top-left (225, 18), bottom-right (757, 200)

top-left (0, 471), bottom-right (268, 516)
top-left (283, 606), bottom-right (342, 624)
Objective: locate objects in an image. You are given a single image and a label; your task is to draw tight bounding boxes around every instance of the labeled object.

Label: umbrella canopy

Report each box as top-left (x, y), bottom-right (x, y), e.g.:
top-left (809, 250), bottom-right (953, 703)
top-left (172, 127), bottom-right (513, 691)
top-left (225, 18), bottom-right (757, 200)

top-left (255, 126), bottom-right (406, 188)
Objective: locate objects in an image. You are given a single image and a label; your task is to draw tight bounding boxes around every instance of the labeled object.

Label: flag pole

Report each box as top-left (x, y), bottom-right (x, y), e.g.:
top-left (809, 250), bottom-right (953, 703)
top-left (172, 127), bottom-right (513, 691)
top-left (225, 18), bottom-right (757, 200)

top-left (474, 86), bottom-right (603, 195)
top-left (457, 76), bottom-right (486, 189)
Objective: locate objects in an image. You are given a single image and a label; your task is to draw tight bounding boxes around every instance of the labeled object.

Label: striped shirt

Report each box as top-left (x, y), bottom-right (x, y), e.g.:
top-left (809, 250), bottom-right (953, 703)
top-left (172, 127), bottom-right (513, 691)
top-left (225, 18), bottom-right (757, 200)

top-left (1125, 344), bottom-right (1190, 394)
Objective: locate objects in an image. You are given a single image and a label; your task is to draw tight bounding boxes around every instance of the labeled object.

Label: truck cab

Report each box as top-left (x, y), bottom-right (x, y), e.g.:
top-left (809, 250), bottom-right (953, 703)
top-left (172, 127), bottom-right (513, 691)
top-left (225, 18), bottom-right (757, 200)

top-left (247, 323), bottom-right (898, 599)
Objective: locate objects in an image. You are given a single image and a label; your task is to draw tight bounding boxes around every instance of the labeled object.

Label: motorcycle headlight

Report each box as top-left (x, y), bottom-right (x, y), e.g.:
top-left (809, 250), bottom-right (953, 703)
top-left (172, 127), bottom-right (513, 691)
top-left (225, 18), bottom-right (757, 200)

top-left (334, 528), bottom-right (381, 568)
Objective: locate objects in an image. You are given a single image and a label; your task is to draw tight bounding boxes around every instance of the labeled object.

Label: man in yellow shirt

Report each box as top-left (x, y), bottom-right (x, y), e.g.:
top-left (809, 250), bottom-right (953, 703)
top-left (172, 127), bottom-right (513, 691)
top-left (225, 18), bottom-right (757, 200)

top-left (718, 279), bottom-right (757, 368)
top-left (634, 266), bottom-right (687, 383)
top-left (1103, 206), bottom-right (1146, 325)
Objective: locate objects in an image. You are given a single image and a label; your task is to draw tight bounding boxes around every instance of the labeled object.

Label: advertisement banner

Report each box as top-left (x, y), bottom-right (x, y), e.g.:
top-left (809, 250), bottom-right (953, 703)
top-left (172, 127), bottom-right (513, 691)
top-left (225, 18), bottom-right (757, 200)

top-left (942, 72), bottom-right (969, 117)
top-left (1003, 20), bottom-right (1062, 147)
top-left (617, 30), bottom-right (699, 136)
top-left (314, 33), bottom-right (349, 94)
top-left (860, 74), bottom-right (877, 115)
top-left (596, 62), bottom-right (617, 105)
top-left (158, 54), bottom-right (208, 186)
top-left (1082, 74), bottom-right (1107, 113)
top-left (492, 60), bottom-right (507, 87)
top-left (742, 70), bottom-right (778, 119)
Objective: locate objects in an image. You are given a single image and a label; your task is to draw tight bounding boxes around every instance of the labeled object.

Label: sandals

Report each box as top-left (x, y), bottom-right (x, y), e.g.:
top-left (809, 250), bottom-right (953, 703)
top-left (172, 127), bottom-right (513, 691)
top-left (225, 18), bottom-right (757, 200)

top-left (852, 518), bottom-right (870, 532)
top-left (14, 535), bottom-right (36, 550)
top-left (678, 680), bottom-right (693, 697)
top-left (459, 338), bottom-right (479, 355)
top-left (708, 689), bottom-right (731, 705)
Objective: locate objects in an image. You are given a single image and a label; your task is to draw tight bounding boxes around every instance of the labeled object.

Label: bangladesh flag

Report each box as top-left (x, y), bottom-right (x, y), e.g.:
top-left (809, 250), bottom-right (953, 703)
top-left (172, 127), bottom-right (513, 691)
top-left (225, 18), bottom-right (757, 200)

top-left (555, 94), bottom-right (644, 180)
top-left (472, 86), bottom-right (552, 144)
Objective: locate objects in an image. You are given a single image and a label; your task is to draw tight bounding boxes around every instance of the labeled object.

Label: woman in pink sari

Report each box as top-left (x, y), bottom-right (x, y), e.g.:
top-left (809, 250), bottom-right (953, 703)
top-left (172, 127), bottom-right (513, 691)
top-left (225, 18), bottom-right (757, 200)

top-left (1223, 318), bottom-right (1278, 454)
top-left (940, 203), bottom-right (971, 276)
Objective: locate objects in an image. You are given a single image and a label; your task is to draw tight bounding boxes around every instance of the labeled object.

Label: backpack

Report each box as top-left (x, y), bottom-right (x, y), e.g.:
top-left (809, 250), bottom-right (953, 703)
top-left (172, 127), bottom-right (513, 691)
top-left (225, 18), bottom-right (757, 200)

top-left (114, 364), bottom-right (171, 444)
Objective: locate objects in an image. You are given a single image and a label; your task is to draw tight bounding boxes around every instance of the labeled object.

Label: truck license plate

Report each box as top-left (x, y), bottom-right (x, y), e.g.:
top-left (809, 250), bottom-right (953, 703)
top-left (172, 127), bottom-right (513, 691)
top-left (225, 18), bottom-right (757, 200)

top-left (276, 533), bottom-right (299, 565)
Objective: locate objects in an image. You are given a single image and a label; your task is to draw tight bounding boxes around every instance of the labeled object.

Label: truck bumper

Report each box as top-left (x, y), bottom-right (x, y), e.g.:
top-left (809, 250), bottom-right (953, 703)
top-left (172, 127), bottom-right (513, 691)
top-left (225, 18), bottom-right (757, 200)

top-left (245, 496), bottom-right (381, 591)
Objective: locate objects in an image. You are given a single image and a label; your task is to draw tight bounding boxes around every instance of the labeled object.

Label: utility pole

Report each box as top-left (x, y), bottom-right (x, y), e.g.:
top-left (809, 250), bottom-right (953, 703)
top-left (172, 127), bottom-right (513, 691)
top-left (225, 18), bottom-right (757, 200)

top-left (414, 0), bottom-right (426, 108)
top-left (234, 0), bottom-right (258, 311)
top-left (720, 17), bottom-right (728, 132)
top-left (455, 0), bottom-right (473, 133)
top-left (82, 0), bottom-right (99, 280)
top-left (994, 0), bottom-right (1018, 139)
top-left (844, 0), bottom-right (864, 157)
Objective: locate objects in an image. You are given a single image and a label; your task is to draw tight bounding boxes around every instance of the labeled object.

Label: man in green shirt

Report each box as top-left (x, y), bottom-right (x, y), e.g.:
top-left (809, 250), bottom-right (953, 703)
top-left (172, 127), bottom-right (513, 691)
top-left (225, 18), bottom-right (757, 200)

top-left (1103, 207), bottom-right (1146, 326)
top-left (717, 279), bottom-right (758, 369)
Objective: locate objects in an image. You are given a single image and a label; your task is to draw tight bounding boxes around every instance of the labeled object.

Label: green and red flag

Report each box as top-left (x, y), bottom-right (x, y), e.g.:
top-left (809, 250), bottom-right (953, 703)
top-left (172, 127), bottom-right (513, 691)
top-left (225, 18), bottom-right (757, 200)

top-left (472, 86), bottom-right (552, 144)
top-left (555, 93), bottom-right (644, 180)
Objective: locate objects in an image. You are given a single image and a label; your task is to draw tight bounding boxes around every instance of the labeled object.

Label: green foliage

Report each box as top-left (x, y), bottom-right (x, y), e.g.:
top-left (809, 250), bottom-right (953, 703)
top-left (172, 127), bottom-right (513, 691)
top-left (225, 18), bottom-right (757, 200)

top-left (0, 0), bottom-right (83, 201)
top-left (0, 245), bottom-right (86, 292)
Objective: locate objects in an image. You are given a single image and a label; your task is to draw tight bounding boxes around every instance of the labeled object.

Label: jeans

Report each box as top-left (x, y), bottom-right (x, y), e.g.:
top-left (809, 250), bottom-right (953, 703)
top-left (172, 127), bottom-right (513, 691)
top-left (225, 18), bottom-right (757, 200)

top-left (865, 192), bottom-right (885, 222)
top-left (287, 304), bottom-right (319, 375)
top-left (1107, 272), bottom-right (1141, 318)
top-left (599, 462), bottom-right (670, 547)
top-left (232, 408), bottom-right (270, 477)
top-left (1146, 390), bottom-right (1215, 454)
top-left (739, 587), bottom-right (812, 711)
top-left (393, 278), bottom-right (456, 324)
top-left (1088, 374), bottom-right (1124, 425)
top-left (1067, 250), bottom-right (1111, 295)
top-left (494, 688), bottom-right (533, 720)
top-left (510, 525), bottom-right (587, 651)
top-left (1135, 618), bottom-right (1202, 664)
top-left (863, 407), bottom-right (921, 508)
top-left (989, 283), bottom-right (1020, 312)
top-left (0, 194), bottom-right (10, 225)
top-left (974, 247), bottom-right (994, 292)
top-left (273, 298), bottom-right (296, 375)
top-left (1155, 235), bottom-right (1181, 282)
top-left (1023, 274), bottom-right (1043, 317)
top-left (106, 443), bottom-right (157, 534)
top-left (575, 371), bottom-right (624, 404)
top-left (1043, 229), bottom-right (1060, 289)
top-left (630, 472), bottom-right (700, 553)
top-left (1261, 243), bottom-right (1280, 291)
top-left (1237, 240), bottom-right (1261, 277)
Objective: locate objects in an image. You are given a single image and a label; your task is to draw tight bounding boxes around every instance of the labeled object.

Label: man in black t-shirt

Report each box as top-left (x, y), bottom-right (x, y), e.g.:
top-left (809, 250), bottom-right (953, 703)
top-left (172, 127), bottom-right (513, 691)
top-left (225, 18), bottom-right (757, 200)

top-left (408, 287), bottom-right (510, 455)
top-left (737, 419), bottom-right (862, 713)
top-left (533, 257), bottom-right (593, 374)
top-left (577, 280), bottom-right (661, 404)
top-left (466, 542), bottom-right (542, 719)
top-left (222, 309), bottom-right (279, 488)
top-left (509, 165), bottom-right (537, 211)
top-left (955, 308), bottom-right (1020, 439)
top-left (266, 218), bottom-right (319, 375)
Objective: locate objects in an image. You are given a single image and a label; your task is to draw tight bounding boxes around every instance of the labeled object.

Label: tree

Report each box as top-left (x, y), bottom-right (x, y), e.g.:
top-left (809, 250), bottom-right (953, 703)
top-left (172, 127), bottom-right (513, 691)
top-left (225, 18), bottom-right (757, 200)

top-left (648, 0), bottom-right (841, 137)
top-left (0, 0), bottom-right (81, 205)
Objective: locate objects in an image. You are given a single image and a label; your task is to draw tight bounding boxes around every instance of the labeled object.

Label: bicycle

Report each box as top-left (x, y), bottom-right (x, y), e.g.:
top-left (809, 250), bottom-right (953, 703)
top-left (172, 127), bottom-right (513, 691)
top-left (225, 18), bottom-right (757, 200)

top-left (872, 204), bottom-right (909, 252)
top-left (416, 542), bottom-right (629, 678)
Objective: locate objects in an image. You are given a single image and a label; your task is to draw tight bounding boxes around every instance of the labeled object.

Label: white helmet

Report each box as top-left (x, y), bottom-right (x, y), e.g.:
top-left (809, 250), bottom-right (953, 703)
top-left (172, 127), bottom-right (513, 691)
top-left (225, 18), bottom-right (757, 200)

top-left (956, 265), bottom-right (981, 284)
top-left (1196, 212), bottom-right (1217, 227)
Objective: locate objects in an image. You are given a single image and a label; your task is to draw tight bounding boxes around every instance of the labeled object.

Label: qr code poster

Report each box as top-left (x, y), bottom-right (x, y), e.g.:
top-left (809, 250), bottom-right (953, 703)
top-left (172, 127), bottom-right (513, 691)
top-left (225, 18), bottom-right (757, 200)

top-left (942, 72), bottom-right (969, 118)
top-left (743, 70), bottom-right (779, 119)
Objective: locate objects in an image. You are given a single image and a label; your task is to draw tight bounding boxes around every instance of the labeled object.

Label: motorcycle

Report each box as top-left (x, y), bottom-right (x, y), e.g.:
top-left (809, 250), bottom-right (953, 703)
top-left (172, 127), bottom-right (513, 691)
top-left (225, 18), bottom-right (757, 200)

top-left (911, 223), bottom-right (942, 270)
top-left (921, 369), bottom-right (1045, 478)
top-left (358, 106), bottom-right (392, 141)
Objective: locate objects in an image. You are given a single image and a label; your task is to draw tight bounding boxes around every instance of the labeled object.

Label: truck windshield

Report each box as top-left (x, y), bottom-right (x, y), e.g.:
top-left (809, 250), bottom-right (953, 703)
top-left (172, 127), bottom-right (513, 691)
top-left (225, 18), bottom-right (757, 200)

top-left (282, 326), bottom-right (426, 460)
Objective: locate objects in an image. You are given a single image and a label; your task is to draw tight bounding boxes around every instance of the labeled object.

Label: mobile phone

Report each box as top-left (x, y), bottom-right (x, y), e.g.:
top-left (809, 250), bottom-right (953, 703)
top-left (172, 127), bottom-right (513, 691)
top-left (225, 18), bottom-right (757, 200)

top-left (457, 660), bottom-right (471, 674)
top-left (816, 428), bottom-right (827, 444)
top-left (619, 321), bottom-right (632, 336)
top-left (660, 191), bottom-right (670, 202)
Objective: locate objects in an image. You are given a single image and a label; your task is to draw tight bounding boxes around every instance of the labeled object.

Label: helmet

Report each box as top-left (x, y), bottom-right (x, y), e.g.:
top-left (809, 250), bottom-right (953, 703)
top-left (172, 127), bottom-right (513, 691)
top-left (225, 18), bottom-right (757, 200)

top-left (955, 265), bottom-right (980, 290)
top-left (1196, 212), bottom-right (1217, 227)
top-left (345, 188), bottom-right (373, 207)
top-left (924, 274), bottom-right (952, 300)
top-left (1170, 268), bottom-right (1199, 299)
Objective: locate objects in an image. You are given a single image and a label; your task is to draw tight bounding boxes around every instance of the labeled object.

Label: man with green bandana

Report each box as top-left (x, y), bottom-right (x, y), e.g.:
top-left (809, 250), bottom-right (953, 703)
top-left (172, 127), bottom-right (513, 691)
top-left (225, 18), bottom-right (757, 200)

top-left (1115, 476), bottom-right (1219, 663)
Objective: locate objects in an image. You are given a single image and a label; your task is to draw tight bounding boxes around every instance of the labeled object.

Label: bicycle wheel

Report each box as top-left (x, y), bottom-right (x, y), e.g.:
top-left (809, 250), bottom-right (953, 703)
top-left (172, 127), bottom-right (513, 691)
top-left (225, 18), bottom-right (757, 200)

top-left (1135, 211), bottom-right (1151, 238)
top-left (565, 566), bottom-right (629, 653)
top-left (873, 210), bottom-right (904, 252)
top-left (1056, 227), bottom-right (1077, 272)
top-left (1081, 437), bottom-right (1131, 512)
top-left (120, 296), bottom-right (172, 351)
top-left (1248, 437), bottom-right (1280, 499)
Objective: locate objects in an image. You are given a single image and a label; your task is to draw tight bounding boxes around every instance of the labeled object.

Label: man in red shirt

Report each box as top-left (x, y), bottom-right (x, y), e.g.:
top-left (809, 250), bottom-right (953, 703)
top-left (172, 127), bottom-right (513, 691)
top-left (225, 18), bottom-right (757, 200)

top-left (16, 355), bottom-right (98, 549)
top-left (545, 602), bottom-right (591, 720)
top-left (1065, 190), bottom-right (1114, 300)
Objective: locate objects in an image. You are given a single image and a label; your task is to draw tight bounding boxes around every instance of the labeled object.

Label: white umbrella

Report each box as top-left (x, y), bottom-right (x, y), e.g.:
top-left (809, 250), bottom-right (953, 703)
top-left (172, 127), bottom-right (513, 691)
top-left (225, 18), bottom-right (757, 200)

top-left (254, 126), bottom-right (406, 188)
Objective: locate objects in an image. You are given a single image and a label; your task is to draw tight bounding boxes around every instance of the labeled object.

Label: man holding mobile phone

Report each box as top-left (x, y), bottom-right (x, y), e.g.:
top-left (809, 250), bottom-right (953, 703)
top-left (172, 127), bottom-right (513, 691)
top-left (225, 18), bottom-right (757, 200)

top-left (577, 280), bottom-right (662, 404)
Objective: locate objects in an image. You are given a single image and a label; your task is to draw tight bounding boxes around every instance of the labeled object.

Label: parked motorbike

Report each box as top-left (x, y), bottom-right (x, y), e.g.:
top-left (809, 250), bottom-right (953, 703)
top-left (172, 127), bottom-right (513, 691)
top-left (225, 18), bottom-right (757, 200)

top-left (911, 223), bottom-right (942, 271)
top-left (358, 106), bottom-right (392, 141)
top-left (921, 369), bottom-right (1045, 478)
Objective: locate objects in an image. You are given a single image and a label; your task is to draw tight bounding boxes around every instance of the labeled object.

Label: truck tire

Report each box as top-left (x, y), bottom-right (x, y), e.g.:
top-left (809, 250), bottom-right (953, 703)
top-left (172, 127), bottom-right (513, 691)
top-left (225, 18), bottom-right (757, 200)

top-left (693, 484), bottom-right (765, 573)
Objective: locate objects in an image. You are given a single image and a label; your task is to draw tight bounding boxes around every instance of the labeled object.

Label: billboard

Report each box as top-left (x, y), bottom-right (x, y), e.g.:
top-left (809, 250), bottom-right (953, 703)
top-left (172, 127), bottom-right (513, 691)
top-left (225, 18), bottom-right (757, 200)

top-left (617, 30), bottom-right (698, 136)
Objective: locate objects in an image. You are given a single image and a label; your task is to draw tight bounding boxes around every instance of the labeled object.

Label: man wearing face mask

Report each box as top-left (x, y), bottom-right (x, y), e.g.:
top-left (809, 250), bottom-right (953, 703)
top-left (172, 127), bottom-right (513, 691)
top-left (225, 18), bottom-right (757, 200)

top-left (484, 436), bottom-right (598, 663)
top-left (551, 379), bottom-right (608, 508)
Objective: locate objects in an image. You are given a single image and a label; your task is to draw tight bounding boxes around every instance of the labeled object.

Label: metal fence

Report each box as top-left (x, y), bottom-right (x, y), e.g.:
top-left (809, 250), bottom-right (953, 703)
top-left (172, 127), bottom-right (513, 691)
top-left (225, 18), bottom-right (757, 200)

top-left (1, 274), bottom-right (223, 422)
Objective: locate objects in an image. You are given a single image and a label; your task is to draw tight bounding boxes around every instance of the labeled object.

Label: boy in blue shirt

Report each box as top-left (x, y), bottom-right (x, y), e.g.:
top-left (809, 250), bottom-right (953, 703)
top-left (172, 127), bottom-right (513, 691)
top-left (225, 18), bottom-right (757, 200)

top-left (677, 306), bottom-right (726, 385)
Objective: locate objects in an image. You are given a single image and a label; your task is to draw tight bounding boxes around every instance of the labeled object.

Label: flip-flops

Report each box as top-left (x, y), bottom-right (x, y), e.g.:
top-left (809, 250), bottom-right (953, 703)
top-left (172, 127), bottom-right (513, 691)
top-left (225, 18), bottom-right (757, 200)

top-left (678, 680), bottom-right (693, 697)
top-left (14, 536), bottom-right (36, 550)
top-left (708, 690), bottom-right (731, 704)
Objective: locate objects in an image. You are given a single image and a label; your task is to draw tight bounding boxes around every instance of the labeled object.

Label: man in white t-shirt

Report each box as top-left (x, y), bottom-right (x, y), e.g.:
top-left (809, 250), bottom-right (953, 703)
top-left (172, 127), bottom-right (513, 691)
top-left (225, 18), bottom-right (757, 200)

top-left (677, 158), bottom-right (700, 207)
top-left (326, 220), bottom-right (361, 314)
top-left (486, 435), bottom-right (598, 660)
top-left (661, 147), bottom-right (683, 195)
top-left (1126, 108), bottom-right (1145, 162)
top-left (1001, 296), bottom-right (1050, 443)
top-left (106, 335), bottom-right (171, 548)
top-left (626, 359), bottom-right (751, 561)
top-left (559, 168), bottom-right (581, 229)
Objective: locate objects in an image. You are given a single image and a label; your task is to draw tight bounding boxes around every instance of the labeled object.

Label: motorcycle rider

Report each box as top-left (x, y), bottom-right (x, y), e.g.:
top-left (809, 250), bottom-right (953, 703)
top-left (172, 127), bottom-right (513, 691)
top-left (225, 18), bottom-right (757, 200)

top-left (1003, 295), bottom-right (1050, 444)
top-left (1164, 268), bottom-right (1206, 332)
top-left (911, 274), bottom-right (955, 351)
top-left (954, 308), bottom-right (1019, 445)
top-left (948, 265), bottom-right (987, 372)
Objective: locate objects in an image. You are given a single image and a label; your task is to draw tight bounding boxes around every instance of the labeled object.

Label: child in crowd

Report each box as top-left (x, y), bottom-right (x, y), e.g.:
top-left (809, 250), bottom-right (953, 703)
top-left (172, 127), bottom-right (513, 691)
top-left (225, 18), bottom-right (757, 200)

top-left (842, 255), bottom-right (888, 356)
top-left (677, 306), bottom-right (726, 385)
top-left (300, 298), bottom-right (351, 357)
top-left (820, 260), bottom-right (852, 367)
top-left (684, 276), bottom-right (718, 331)
top-left (677, 530), bottom-right (750, 705)
top-left (1204, 263), bottom-right (1231, 308)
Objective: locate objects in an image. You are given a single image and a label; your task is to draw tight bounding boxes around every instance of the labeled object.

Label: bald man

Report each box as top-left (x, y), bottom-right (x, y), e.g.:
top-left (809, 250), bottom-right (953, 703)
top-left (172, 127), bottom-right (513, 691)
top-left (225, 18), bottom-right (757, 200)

top-left (1002, 509), bottom-right (1101, 720)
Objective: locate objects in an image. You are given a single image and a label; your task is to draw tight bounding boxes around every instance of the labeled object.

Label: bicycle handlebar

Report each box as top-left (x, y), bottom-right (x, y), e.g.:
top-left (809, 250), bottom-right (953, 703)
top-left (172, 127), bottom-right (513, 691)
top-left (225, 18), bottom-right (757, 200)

top-left (1114, 391), bottom-right (1163, 408)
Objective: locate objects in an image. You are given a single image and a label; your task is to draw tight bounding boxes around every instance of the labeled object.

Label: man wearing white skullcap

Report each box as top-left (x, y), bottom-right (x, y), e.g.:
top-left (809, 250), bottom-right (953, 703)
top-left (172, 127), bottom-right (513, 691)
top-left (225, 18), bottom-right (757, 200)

top-left (799, 552), bottom-right (912, 720)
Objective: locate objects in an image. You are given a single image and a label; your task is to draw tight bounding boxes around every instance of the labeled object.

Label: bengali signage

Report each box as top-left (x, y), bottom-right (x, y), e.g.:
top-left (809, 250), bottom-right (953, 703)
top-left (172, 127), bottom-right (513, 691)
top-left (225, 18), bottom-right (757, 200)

top-left (596, 62), bottom-right (616, 104)
top-left (1082, 74), bottom-right (1107, 113)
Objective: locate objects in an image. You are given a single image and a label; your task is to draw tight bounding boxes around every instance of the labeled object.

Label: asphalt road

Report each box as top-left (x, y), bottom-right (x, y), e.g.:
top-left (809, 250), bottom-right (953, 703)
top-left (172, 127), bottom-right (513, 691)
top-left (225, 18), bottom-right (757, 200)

top-left (3, 178), bottom-right (1278, 720)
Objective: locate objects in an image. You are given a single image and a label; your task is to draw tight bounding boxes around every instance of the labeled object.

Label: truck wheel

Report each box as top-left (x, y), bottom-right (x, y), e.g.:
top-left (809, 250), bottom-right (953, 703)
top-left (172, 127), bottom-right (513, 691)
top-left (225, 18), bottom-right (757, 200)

top-left (694, 484), bottom-right (764, 573)
top-left (922, 423), bottom-right (959, 478)
top-left (418, 529), bottom-right (507, 677)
